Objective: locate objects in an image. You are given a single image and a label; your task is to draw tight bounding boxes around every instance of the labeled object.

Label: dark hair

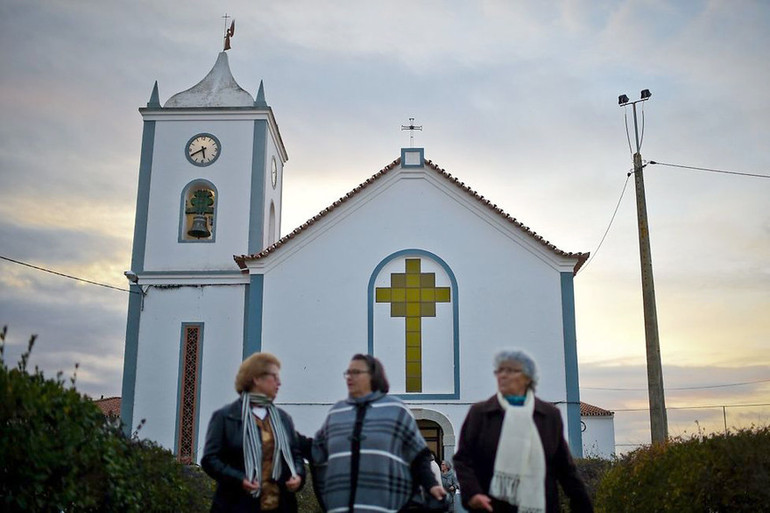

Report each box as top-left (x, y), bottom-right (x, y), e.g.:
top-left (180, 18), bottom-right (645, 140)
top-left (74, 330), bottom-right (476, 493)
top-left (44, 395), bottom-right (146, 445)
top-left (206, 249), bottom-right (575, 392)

top-left (351, 353), bottom-right (389, 393)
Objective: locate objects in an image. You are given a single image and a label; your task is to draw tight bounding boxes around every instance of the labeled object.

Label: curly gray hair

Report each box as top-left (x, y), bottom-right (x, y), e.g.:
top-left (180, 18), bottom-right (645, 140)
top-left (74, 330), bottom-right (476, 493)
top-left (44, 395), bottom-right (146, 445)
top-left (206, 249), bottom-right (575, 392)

top-left (494, 348), bottom-right (539, 391)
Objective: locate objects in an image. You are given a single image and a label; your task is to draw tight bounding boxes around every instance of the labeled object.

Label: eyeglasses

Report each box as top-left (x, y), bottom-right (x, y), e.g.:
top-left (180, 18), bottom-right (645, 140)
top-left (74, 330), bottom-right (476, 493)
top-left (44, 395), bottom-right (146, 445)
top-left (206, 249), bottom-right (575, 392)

top-left (494, 367), bottom-right (524, 376)
top-left (343, 369), bottom-right (370, 378)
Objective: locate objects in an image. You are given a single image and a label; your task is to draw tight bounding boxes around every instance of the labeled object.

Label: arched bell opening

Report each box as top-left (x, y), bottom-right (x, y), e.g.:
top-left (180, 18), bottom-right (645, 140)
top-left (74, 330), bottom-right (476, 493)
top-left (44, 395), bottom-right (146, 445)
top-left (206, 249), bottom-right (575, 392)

top-left (179, 179), bottom-right (218, 242)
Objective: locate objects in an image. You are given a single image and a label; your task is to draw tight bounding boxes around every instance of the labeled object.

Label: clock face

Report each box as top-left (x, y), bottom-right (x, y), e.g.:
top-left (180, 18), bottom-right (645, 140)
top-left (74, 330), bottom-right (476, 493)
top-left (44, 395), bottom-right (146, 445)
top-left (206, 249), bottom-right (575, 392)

top-left (271, 158), bottom-right (278, 188)
top-left (186, 134), bottom-right (221, 166)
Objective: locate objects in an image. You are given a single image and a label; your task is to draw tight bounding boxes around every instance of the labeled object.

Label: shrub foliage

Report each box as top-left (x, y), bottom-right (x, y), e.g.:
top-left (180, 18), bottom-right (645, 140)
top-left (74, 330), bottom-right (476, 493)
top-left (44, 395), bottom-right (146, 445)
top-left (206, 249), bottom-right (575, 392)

top-left (595, 426), bottom-right (770, 512)
top-left (0, 327), bottom-right (214, 512)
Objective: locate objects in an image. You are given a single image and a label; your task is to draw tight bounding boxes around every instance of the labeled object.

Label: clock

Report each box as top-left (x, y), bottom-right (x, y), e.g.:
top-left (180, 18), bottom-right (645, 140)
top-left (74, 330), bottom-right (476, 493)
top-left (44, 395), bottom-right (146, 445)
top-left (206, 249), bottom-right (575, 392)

top-left (271, 158), bottom-right (278, 188)
top-left (185, 133), bottom-right (221, 166)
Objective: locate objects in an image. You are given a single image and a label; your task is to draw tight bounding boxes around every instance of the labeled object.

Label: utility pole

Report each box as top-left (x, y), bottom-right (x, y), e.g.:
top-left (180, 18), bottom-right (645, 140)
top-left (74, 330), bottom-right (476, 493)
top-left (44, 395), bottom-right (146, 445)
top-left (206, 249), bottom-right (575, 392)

top-left (619, 90), bottom-right (668, 444)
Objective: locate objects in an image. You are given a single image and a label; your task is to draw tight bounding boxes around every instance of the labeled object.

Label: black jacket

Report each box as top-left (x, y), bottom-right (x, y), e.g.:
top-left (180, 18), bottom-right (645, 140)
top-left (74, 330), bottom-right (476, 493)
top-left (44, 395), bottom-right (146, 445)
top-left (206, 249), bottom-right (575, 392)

top-left (453, 395), bottom-right (592, 513)
top-left (201, 399), bottom-right (306, 513)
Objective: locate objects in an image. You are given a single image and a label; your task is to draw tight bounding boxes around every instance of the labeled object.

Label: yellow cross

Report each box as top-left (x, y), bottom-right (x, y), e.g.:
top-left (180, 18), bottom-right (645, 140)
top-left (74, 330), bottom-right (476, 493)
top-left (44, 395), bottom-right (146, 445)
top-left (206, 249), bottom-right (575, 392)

top-left (375, 258), bottom-right (450, 392)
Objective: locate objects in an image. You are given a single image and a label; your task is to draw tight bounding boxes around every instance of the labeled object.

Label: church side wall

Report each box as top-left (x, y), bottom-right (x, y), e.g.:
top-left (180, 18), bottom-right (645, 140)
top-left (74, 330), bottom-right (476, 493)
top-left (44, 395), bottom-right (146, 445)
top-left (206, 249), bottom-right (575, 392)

top-left (131, 284), bottom-right (245, 460)
top-left (582, 416), bottom-right (616, 459)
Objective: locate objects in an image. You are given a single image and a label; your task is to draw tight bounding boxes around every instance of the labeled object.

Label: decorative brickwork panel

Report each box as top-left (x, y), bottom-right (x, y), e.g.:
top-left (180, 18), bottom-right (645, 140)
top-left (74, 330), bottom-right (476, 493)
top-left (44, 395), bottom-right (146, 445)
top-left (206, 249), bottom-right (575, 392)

top-left (177, 325), bottom-right (201, 463)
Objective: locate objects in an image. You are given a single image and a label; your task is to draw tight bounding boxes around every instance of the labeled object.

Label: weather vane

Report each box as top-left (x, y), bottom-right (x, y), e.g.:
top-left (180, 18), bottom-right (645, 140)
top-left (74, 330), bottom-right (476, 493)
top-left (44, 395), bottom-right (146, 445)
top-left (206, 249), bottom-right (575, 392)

top-left (401, 117), bottom-right (423, 148)
top-left (223, 13), bottom-right (235, 51)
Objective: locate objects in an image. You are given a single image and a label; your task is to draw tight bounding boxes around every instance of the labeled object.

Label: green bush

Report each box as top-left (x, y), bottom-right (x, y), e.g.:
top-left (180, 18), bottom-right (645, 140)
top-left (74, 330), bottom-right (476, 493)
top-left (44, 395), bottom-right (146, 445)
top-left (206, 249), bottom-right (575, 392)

top-left (558, 457), bottom-right (613, 511)
top-left (595, 427), bottom-right (770, 512)
top-left (0, 327), bottom-right (214, 512)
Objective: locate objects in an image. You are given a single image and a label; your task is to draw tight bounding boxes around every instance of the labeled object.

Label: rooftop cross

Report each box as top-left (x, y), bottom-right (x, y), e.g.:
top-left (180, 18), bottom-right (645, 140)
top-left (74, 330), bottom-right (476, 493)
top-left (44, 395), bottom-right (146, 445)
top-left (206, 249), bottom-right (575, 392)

top-left (401, 117), bottom-right (423, 148)
top-left (223, 14), bottom-right (235, 51)
top-left (375, 258), bottom-right (450, 392)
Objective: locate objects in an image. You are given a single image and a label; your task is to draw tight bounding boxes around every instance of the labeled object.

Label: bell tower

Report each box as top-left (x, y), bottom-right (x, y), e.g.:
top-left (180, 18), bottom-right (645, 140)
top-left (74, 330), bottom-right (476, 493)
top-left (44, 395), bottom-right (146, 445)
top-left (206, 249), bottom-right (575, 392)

top-left (121, 48), bottom-right (286, 457)
top-left (131, 51), bottom-right (286, 274)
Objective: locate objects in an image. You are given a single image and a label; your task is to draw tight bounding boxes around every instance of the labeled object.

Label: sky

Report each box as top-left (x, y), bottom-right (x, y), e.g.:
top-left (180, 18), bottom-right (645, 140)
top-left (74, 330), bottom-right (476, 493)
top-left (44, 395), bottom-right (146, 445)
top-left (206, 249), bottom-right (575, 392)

top-left (1, 0), bottom-right (768, 452)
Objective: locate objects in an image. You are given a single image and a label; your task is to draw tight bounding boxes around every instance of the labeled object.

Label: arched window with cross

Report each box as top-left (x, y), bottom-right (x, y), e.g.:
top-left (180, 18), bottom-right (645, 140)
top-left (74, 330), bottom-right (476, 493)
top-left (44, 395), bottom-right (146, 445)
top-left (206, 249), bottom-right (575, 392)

top-left (368, 249), bottom-right (459, 398)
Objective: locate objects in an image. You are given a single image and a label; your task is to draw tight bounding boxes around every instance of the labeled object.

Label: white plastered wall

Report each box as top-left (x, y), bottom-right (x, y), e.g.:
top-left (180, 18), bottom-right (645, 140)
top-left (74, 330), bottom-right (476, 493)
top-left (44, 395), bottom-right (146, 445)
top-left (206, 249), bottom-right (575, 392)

top-left (131, 284), bottom-right (246, 460)
top-left (253, 166), bottom-right (577, 442)
top-left (143, 119), bottom-right (256, 271)
top-left (582, 416), bottom-right (616, 458)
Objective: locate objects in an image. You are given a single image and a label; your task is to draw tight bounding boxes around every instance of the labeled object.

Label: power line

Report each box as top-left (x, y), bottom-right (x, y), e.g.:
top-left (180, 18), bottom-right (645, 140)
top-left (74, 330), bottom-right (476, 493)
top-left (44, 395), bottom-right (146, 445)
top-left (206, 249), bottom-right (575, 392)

top-left (648, 160), bottom-right (770, 179)
top-left (580, 172), bottom-right (632, 272)
top-left (583, 377), bottom-right (770, 392)
top-left (0, 255), bottom-right (136, 294)
top-left (610, 402), bottom-right (770, 413)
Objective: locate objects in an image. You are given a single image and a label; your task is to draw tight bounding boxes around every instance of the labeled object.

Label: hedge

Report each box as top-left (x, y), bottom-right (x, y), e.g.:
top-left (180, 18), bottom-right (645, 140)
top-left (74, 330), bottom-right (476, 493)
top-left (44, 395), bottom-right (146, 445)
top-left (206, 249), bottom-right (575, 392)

top-left (0, 327), bottom-right (214, 512)
top-left (595, 427), bottom-right (770, 512)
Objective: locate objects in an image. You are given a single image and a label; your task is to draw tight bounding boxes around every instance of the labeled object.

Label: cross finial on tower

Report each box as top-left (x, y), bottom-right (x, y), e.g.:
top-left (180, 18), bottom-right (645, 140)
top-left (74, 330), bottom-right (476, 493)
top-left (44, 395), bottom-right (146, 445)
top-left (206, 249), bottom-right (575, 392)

top-left (401, 117), bottom-right (423, 148)
top-left (223, 14), bottom-right (235, 51)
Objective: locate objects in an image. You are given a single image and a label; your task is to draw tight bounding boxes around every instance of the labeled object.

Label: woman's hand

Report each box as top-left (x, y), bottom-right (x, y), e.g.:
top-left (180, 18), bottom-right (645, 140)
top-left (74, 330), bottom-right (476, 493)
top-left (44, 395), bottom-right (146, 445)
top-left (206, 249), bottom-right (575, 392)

top-left (468, 493), bottom-right (493, 512)
top-left (429, 485), bottom-right (447, 501)
top-left (286, 474), bottom-right (302, 492)
top-left (241, 478), bottom-right (260, 493)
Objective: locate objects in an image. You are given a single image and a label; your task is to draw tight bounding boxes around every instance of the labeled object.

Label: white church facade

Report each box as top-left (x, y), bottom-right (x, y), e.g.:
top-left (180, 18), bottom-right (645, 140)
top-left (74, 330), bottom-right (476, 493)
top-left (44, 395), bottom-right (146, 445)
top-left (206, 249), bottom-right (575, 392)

top-left (121, 49), bottom-right (610, 464)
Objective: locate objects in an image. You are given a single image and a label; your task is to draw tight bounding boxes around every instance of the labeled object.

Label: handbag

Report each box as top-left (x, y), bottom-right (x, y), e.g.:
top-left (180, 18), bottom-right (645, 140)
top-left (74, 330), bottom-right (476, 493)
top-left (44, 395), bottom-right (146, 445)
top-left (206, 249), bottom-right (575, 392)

top-left (402, 489), bottom-right (450, 513)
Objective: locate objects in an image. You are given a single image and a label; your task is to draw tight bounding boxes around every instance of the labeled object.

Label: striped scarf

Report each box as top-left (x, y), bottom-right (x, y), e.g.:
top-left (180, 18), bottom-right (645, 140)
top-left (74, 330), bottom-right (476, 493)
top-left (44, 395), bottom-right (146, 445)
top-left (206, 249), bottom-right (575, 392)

top-left (241, 392), bottom-right (298, 497)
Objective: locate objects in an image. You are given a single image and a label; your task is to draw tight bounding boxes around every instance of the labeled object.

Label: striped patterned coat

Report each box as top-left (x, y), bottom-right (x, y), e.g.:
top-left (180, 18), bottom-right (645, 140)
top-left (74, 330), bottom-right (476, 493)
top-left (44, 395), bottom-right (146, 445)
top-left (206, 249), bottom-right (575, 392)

top-left (312, 392), bottom-right (428, 513)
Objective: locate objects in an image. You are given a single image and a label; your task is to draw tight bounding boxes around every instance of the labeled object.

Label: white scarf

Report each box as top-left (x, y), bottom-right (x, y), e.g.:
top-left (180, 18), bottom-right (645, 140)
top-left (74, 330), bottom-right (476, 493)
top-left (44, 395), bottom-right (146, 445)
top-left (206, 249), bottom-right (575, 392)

top-left (488, 389), bottom-right (546, 513)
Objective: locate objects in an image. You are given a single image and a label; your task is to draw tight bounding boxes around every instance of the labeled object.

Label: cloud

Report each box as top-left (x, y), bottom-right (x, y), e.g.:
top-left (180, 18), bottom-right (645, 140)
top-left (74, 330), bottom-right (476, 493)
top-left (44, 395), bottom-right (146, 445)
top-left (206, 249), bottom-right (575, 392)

top-left (579, 360), bottom-right (770, 450)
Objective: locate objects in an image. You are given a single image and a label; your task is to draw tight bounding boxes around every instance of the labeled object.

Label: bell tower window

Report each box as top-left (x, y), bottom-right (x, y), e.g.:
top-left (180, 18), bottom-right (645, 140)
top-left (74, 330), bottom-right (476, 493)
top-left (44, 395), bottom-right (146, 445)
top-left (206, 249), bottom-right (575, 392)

top-left (180, 180), bottom-right (217, 242)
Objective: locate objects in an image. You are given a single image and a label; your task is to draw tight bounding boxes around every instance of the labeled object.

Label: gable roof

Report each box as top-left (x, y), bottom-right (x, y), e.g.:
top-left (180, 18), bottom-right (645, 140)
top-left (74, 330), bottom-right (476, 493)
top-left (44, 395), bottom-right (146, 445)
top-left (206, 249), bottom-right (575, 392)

top-left (580, 401), bottom-right (614, 417)
top-left (235, 157), bottom-right (589, 273)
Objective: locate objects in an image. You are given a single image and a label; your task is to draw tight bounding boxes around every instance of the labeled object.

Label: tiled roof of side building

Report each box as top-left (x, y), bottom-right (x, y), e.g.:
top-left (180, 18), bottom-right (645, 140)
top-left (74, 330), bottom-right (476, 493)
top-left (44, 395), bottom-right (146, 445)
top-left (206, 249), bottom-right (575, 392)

top-left (580, 401), bottom-right (614, 417)
top-left (235, 157), bottom-right (589, 272)
top-left (93, 396), bottom-right (122, 417)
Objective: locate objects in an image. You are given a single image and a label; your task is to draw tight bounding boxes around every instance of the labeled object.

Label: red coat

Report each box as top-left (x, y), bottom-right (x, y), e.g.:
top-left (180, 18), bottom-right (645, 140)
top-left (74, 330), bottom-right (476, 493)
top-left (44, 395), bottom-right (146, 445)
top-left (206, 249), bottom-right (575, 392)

top-left (453, 395), bottom-right (593, 513)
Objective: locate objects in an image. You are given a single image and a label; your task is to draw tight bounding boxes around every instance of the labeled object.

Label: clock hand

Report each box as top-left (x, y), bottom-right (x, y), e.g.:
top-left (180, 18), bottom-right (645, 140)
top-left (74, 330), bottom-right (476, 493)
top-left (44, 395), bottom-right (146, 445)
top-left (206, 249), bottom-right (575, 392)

top-left (190, 147), bottom-right (205, 157)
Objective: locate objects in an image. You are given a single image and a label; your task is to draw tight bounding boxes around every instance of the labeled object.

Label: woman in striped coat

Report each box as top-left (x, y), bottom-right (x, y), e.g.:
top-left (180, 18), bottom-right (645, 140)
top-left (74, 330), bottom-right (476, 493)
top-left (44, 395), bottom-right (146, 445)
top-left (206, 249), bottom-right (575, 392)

top-left (312, 354), bottom-right (446, 513)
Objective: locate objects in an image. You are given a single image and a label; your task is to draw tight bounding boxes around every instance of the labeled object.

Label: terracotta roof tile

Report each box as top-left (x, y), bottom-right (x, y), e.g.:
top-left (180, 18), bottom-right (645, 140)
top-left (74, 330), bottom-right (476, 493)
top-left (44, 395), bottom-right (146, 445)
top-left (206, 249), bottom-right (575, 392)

top-left (93, 396), bottom-right (121, 417)
top-left (235, 157), bottom-right (589, 273)
top-left (580, 401), bottom-right (614, 417)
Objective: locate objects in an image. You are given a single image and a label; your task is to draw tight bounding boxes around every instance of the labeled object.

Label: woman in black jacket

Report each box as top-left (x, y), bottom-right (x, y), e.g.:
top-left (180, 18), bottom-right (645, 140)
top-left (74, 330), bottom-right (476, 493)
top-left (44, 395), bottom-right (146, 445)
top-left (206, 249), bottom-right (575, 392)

top-left (201, 352), bottom-right (305, 513)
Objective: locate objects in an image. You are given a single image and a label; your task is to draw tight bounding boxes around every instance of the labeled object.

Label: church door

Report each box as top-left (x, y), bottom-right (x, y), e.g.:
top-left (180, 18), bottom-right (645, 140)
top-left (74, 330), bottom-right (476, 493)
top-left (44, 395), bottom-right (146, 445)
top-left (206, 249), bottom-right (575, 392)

top-left (417, 419), bottom-right (443, 462)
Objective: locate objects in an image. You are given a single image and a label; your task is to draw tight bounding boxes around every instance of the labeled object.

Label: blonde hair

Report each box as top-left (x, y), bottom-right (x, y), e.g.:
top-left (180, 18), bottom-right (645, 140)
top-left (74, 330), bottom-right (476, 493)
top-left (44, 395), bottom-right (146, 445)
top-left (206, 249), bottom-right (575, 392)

top-left (235, 352), bottom-right (281, 393)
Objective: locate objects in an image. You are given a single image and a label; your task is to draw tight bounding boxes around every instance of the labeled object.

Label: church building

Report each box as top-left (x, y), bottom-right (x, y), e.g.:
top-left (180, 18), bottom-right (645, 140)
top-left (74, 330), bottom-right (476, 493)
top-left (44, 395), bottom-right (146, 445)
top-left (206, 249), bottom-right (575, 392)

top-left (120, 46), bottom-right (602, 464)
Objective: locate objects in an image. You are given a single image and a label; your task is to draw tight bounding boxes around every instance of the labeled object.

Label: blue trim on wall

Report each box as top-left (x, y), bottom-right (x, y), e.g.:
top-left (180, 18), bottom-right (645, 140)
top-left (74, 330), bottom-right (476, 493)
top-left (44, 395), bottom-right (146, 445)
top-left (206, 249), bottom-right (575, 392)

top-left (120, 284), bottom-right (143, 436)
top-left (244, 274), bottom-right (264, 358)
top-left (174, 323), bottom-right (205, 460)
top-left (400, 147), bottom-right (425, 168)
top-left (561, 272), bottom-right (583, 457)
top-left (368, 249), bottom-right (460, 400)
top-left (130, 120), bottom-right (155, 272)
top-left (120, 119), bottom-right (155, 436)
top-left (178, 179), bottom-right (218, 243)
top-left (248, 120), bottom-right (268, 254)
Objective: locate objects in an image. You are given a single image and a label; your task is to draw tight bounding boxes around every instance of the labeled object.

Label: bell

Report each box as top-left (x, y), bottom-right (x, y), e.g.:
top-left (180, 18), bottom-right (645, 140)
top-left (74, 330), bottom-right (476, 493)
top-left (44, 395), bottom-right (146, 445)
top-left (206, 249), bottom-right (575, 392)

top-left (188, 214), bottom-right (211, 239)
